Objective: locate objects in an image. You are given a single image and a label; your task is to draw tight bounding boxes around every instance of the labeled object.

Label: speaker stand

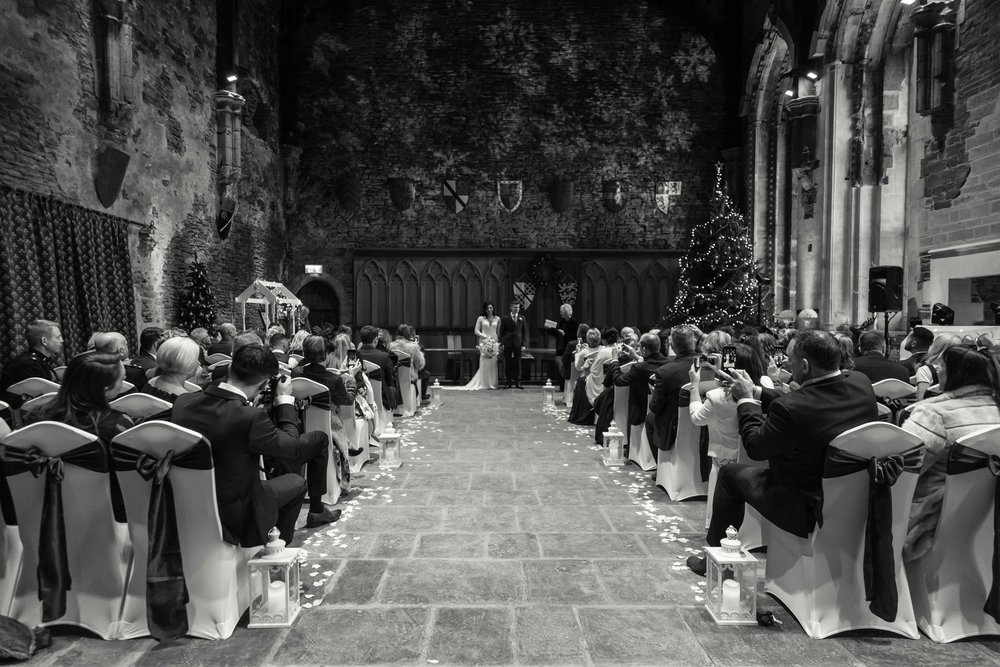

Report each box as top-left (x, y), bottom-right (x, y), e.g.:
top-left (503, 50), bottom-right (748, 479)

top-left (881, 311), bottom-right (898, 358)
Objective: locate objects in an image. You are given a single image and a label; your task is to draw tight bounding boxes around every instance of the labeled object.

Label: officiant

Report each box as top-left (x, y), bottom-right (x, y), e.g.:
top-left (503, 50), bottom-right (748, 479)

top-left (544, 303), bottom-right (579, 383)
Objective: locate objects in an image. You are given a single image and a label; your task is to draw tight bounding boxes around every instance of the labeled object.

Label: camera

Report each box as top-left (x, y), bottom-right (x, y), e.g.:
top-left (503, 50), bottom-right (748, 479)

top-left (258, 374), bottom-right (280, 404)
top-left (721, 345), bottom-right (737, 369)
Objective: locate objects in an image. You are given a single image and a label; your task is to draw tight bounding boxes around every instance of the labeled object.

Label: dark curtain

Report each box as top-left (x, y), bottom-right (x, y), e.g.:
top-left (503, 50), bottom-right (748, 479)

top-left (0, 184), bottom-right (137, 363)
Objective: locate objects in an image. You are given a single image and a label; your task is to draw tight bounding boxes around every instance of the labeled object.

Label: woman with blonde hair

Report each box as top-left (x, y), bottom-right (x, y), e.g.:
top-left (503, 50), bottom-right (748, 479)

top-left (144, 337), bottom-right (204, 403)
top-left (914, 332), bottom-right (963, 400)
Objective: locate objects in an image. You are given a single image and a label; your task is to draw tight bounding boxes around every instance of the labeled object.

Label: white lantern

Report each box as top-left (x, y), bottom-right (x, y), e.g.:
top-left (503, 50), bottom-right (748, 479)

top-left (704, 526), bottom-right (758, 625)
top-left (542, 379), bottom-right (555, 405)
top-left (379, 424), bottom-right (402, 469)
top-left (431, 379), bottom-right (443, 406)
top-left (603, 422), bottom-right (626, 467)
top-left (248, 528), bottom-right (301, 628)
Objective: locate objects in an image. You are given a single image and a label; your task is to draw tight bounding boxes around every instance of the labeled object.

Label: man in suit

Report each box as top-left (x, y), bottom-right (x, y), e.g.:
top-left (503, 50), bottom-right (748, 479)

top-left (0, 319), bottom-right (62, 408)
top-left (498, 302), bottom-right (529, 389)
top-left (900, 325), bottom-right (933, 378)
top-left (853, 331), bottom-right (910, 383)
top-left (646, 325), bottom-right (699, 450)
top-left (270, 332), bottom-right (290, 364)
top-left (92, 331), bottom-right (147, 390)
top-left (357, 324), bottom-right (398, 412)
top-left (171, 344), bottom-right (339, 547)
top-left (210, 332), bottom-right (261, 383)
top-left (614, 332), bottom-right (669, 428)
top-left (133, 326), bottom-right (162, 376)
top-left (207, 322), bottom-right (237, 356)
top-left (686, 330), bottom-right (878, 575)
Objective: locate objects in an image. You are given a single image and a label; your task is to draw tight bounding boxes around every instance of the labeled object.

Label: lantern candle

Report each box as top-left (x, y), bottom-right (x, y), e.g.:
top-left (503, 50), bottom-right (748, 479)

top-left (267, 580), bottom-right (287, 614)
top-left (721, 579), bottom-right (741, 614)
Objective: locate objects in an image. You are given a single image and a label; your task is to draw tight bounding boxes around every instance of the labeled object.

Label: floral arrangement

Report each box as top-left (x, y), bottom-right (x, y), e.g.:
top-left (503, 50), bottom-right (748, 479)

top-left (479, 337), bottom-right (500, 359)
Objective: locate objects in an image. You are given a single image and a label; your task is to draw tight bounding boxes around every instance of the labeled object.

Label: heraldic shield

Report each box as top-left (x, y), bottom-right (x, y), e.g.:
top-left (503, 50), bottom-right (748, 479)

top-left (442, 179), bottom-right (471, 213)
top-left (602, 179), bottom-right (626, 213)
top-left (388, 177), bottom-right (416, 211)
top-left (95, 145), bottom-right (131, 208)
top-left (497, 180), bottom-right (523, 213)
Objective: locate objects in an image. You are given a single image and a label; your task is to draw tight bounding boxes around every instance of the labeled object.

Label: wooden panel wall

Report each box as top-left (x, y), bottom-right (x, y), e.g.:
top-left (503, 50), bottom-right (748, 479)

top-left (353, 251), bottom-right (681, 337)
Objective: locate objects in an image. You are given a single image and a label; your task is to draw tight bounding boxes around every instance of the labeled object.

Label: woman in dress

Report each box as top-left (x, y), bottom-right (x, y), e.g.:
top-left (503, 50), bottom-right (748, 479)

top-left (143, 337), bottom-right (204, 403)
top-left (568, 328), bottom-right (603, 425)
top-left (461, 301), bottom-right (500, 390)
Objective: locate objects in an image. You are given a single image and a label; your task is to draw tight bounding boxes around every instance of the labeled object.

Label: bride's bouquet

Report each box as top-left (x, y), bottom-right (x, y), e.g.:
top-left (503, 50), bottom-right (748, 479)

top-left (478, 337), bottom-right (500, 359)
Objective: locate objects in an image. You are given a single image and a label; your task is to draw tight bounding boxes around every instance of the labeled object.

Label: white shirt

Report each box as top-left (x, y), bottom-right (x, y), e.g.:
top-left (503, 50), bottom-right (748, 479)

top-left (219, 381), bottom-right (294, 406)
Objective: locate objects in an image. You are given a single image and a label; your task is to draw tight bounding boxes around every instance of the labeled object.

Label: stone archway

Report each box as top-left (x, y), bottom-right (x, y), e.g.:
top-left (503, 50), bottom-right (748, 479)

top-left (291, 273), bottom-right (347, 330)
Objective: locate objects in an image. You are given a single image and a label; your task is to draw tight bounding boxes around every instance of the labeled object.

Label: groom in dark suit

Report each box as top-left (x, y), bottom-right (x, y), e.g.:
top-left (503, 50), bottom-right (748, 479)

top-left (498, 302), bottom-right (529, 389)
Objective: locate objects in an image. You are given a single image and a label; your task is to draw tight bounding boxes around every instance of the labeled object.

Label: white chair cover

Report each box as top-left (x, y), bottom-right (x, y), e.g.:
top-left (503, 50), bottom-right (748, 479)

top-left (765, 421), bottom-right (923, 639)
top-left (362, 360), bottom-right (385, 437)
top-left (907, 425), bottom-right (1000, 642)
top-left (0, 399), bottom-right (10, 428)
top-left (342, 404), bottom-right (371, 473)
top-left (564, 363), bottom-right (580, 408)
top-left (52, 366), bottom-right (67, 382)
top-left (7, 377), bottom-right (60, 400)
top-left (655, 383), bottom-right (708, 501)
top-left (290, 377), bottom-right (343, 505)
top-left (205, 353), bottom-right (231, 365)
top-left (288, 353), bottom-right (304, 365)
top-left (207, 360), bottom-right (231, 371)
top-left (112, 421), bottom-right (253, 640)
top-left (735, 439), bottom-right (768, 551)
top-left (110, 393), bottom-right (173, 421)
top-left (872, 378), bottom-right (917, 401)
top-left (183, 380), bottom-right (202, 393)
top-left (395, 352), bottom-right (417, 417)
top-left (1, 422), bottom-right (129, 639)
top-left (628, 402), bottom-right (658, 471)
top-left (20, 392), bottom-right (58, 415)
top-left (612, 383), bottom-right (629, 446)
top-left (113, 381), bottom-right (135, 397)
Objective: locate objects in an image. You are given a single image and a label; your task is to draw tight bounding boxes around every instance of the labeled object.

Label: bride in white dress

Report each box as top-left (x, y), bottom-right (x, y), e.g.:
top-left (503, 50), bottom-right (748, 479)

top-left (460, 301), bottom-right (500, 390)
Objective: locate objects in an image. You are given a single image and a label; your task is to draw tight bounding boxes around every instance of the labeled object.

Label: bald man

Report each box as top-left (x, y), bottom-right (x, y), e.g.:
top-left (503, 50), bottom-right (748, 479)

top-left (91, 330), bottom-right (148, 390)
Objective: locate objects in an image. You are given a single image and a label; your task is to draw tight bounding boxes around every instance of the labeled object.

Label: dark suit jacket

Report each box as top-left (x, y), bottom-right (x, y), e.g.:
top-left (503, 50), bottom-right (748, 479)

top-left (853, 351), bottom-right (911, 383)
top-left (498, 314), bottom-right (528, 349)
top-left (170, 385), bottom-right (313, 546)
top-left (292, 362), bottom-right (356, 410)
top-left (358, 344), bottom-right (398, 410)
top-left (207, 340), bottom-right (234, 357)
top-left (135, 352), bottom-right (158, 375)
top-left (272, 350), bottom-right (289, 364)
top-left (548, 317), bottom-right (579, 356)
top-left (0, 349), bottom-right (58, 408)
top-left (613, 351), bottom-right (669, 426)
top-left (646, 352), bottom-right (698, 449)
top-left (737, 370), bottom-right (878, 537)
top-left (124, 362), bottom-right (148, 391)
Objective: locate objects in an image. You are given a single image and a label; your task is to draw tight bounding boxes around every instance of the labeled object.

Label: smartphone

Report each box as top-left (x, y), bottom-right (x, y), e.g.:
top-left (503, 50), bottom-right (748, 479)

top-left (721, 345), bottom-right (737, 370)
top-left (347, 349), bottom-right (359, 363)
top-left (698, 354), bottom-right (713, 368)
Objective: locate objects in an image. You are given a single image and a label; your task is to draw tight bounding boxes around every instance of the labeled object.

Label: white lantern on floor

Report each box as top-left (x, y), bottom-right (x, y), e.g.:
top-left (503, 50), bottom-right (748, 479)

top-left (431, 379), bottom-right (443, 406)
top-left (379, 424), bottom-right (403, 469)
top-left (704, 526), bottom-right (758, 625)
top-left (542, 380), bottom-right (555, 405)
top-left (603, 422), bottom-right (626, 467)
top-left (248, 528), bottom-right (301, 628)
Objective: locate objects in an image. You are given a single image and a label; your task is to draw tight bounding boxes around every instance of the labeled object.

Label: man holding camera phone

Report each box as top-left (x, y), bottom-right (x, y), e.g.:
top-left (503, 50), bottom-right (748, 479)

top-left (171, 344), bottom-right (338, 548)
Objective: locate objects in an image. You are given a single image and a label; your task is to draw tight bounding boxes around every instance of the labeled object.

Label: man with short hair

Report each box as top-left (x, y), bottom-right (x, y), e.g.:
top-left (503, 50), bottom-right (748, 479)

top-left (0, 319), bottom-right (63, 408)
top-left (135, 326), bottom-right (163, 375)
top-left (614, 332), bottom-right (670, 427)
top-left (645, 325), bottom-right (699, 450)
top-left (686, 330), bottom-right (878, 575)
top-left (92, 330), bottom-right (147, 389)
top-left (853, 331), bottom-right (910, 383)
top-left (211, 332), bottom-right (262, 382)
top-left (498, 302), bottom-right (529, 389)
top-left (270, 332), bottom-right (290, 363)
top-left (171, 344), bottom-right (338, 547)
top-left (901, 325), bottom-right (934, 378)
top-left (357, 325), bottom-right (398, 411)
top-left (207, 322), bottom-right (238, 356)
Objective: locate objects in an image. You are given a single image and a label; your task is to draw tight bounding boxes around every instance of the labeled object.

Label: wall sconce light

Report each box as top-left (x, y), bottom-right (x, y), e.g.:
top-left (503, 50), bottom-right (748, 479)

top-left (901, 0), bottom-right (917, 5)
top-left (805, 71), bottom-right (819, 81)
top-left (784, 89), bottom-right (795, 97)
top-left (225, 73), bottom-right (239, 83)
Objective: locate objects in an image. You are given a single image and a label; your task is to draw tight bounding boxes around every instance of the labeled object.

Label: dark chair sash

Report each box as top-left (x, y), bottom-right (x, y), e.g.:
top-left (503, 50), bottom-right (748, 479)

top-left (2, 442), bottom-right (106, 622)
top-left (111, 440), bottom-right (213, 642)
top-left (947, 444), bottom-right (1000, 624)
top-left (823, 444), bottom-right (924, 622)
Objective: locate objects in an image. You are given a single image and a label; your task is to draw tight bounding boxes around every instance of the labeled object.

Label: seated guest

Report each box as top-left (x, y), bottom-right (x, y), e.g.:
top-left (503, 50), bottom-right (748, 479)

top-left (613, 332), bottom-right (670, 429)
top-left (144, 337), bottom-right (204, 403)
top-left (699, 329), bottom-right (732, 356)
top-left (901, 325), bottom-right (934, 377)
top-left (376, 328), bottom-right (392, 352)
top-left (91, 331), bottom-right (147, 390)
top-left (646, 325), bottom-right (700, 451)
top-left (853, 331), bottom-right (910, 383)
top-left (568, 328), bottom-right (603, 425)
top-left (189, 327), bottom-right (213, 366)
top-left (390, 324), bottom-right (426, 401)
top-left (288, 329), bottom-right (310, 357)
top-left (270, 332), bottom-right (290, 363)
top-left (211, 332), bottom-right (262, 382)
top-left (686, 330), bottom-right (878, 575)
top-left (23, 352), bottom-right (133, 521)
top-left (0, 319), bottom-right (63, 408)
top-left (357, 325), bottom-right (398, 412)
top-left (207, 322), bottom-right (237, 356)
top-left (171, 344), bottom-right (338, 547)
top-left (914, 333), bottom-right (963, 400)
top-left (834, 333), bottom-right (856, 371)
top-left (134, 326), bottom-right (163, 375)
top-left (902, 344), bottom-right (1000, 562)
top-left (293, 335), bottom-right (358, 414)
top-left (591, 327), bottom-right (621, 442)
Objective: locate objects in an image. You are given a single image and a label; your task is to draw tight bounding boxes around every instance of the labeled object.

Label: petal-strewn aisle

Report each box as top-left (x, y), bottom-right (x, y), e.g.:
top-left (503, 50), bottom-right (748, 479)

top-left (24, 389), bottom-right (1000, 666)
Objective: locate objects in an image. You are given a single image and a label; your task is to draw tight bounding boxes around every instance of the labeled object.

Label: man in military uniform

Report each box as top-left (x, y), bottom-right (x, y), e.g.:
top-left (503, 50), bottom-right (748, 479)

top-left (0, 319), bottom-right (63, 408)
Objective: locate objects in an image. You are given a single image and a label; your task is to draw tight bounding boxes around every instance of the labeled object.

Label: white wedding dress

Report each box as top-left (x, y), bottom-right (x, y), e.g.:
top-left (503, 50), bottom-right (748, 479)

top-left (459, 316), bottom-right (499, 390)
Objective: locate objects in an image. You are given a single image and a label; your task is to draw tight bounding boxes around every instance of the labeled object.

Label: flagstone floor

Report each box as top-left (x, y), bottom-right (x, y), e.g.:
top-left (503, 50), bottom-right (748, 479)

top-left (19, 389), bottom-right (1000, 666)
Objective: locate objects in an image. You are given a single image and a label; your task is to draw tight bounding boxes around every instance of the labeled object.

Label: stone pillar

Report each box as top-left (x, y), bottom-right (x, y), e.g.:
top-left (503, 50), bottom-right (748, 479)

top-left (786, 94), bottom-right (822, 319)
top-left (94, 0), bottom-right (136, 130)
top-left (216, 90), bottom-right (246, 188)
top-left (280, 144), bottom-right (303, 214)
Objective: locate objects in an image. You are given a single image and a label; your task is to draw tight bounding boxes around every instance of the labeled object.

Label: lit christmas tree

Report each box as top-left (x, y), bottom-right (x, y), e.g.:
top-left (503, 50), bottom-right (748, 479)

top-left (666, 164), bottom-right (756, 330)
top-left (177, 260), bottom-right (216, 332)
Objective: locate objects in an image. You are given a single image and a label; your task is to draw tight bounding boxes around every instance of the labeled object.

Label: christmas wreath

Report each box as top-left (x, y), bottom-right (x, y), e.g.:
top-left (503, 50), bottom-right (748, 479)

top-left (528, 254), bottom-right (561, 287)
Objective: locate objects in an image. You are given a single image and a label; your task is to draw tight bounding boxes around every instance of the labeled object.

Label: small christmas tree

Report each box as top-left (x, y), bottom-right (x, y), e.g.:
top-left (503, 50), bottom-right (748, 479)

top-left (666, 164), bottom-right (756, 330)
top-left (177, 260), bottom-right (216, 332)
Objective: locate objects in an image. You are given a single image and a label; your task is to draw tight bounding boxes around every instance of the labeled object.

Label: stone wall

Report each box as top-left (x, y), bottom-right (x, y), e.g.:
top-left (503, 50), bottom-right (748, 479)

top-left (291, 0), bottom-right (727, 318)
top-left (0, 0), bottom-right (284, 341)
top-left (917, 0), bottom-right (1000, 248)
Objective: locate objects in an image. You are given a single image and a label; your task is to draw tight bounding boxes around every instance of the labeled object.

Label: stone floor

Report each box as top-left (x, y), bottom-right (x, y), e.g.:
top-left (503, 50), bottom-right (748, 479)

top-left (15, 389), bottom-right (1000, 666)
